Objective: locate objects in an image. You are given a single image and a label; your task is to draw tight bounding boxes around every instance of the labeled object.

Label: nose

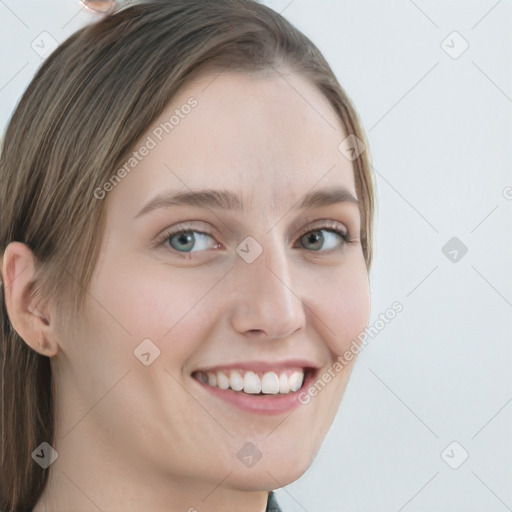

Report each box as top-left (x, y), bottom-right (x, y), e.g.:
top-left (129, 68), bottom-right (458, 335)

top-left (229, 233), bottom-right (306, 340)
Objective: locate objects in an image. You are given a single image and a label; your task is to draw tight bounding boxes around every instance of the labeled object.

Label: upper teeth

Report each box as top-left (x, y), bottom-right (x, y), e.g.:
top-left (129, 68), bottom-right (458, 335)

top-left (195, 369), bottom-right (305, 395)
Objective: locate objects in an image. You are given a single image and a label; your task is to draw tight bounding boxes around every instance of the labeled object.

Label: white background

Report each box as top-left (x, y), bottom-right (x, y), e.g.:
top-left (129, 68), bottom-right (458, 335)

top-left (1, 1), bottom-right (511, 511)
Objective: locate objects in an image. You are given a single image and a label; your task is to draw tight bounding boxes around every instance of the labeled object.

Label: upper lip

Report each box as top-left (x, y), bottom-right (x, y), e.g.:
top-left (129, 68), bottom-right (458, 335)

top-left (192, 359), bottom-right (322, 374)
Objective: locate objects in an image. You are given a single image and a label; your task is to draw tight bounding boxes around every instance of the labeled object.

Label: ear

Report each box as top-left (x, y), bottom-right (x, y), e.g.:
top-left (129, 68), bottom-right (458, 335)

top-left (1, 241), bottom-right (59, 357)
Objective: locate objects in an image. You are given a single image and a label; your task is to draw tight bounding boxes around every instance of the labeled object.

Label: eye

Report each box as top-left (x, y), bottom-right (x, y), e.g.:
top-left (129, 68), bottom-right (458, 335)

top-left (155, 220), bottom-right (357, 258)
top-left (155, 227), bottom-right (219, 257)
top-left (295, 220), bottom-right (356, 253)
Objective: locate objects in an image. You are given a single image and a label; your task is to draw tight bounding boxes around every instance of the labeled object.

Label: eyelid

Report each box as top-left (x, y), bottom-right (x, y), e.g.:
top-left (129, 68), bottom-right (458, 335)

top-left (155, 217), bottom-right (347, 241)
top-left (294, 217), bottom-right (348, 236)
top-left (153, 217), bottom-right (353, 256)
top-left (153, 220), bottom-right (213, 245)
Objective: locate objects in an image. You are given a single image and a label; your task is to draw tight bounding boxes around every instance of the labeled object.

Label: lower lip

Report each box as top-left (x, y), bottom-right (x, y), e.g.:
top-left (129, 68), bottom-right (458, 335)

top-left (192, 369), bottom-right (318, 415)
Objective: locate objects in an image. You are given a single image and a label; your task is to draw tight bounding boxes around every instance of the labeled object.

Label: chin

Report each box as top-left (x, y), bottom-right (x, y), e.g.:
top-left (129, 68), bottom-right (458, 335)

top-left (221, 441), bottom-right (320, 492)
top-left (225, 466), bottom-right (310, 492)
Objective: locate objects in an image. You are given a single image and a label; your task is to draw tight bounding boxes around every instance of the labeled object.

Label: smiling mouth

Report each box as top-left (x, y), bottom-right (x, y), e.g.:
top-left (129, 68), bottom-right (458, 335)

top-left (191, 367), bottom-right (315, 395)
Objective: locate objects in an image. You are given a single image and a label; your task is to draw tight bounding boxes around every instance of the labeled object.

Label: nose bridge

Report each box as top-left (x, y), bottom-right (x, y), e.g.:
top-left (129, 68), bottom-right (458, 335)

top-left (230, 228), bottom-right (305, 338)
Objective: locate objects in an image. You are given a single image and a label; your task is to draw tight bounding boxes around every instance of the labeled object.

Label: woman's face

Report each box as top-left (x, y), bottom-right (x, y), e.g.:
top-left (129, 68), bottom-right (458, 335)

top-left (58, 69), bottom-right (370, 492)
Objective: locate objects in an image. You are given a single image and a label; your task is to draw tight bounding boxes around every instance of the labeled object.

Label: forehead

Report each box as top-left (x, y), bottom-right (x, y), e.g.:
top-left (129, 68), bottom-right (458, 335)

top-left (112, 69), bottom-right (358, 220)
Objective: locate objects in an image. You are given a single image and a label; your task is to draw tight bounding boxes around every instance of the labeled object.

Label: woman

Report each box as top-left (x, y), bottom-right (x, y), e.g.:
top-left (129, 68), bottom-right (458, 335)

top-left (0, 1), bottom-right (375, 510)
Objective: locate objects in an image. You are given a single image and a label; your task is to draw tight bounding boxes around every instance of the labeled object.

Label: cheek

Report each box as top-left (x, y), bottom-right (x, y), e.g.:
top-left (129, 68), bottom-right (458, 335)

top-left (313, 262), bottom-right (370, 356)
top-left (86, 254), bottom-right (221, 359)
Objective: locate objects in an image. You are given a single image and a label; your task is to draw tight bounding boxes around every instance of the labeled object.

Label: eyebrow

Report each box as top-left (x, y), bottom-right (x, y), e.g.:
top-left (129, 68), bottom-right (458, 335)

top-left (134, 186), bottom-right (359, 219)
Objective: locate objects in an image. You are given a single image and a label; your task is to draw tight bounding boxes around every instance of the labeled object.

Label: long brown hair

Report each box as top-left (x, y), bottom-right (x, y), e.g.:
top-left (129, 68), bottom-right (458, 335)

top-left (0, 1), bottom-right (375, 509)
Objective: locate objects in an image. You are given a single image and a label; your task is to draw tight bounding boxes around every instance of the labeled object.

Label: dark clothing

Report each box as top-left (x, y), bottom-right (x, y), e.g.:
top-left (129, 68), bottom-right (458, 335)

top-left (266, 491), bottom-right (283, 511)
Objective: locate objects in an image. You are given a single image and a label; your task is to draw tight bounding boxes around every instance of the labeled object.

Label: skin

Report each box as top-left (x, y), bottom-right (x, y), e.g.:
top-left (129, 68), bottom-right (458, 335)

top-left (2, 69), bottom-right (370, 512)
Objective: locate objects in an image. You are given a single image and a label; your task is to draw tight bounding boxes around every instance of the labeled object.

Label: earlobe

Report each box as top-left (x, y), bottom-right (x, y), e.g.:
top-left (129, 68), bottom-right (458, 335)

top-left (1, 241), bottom-right (59, 357)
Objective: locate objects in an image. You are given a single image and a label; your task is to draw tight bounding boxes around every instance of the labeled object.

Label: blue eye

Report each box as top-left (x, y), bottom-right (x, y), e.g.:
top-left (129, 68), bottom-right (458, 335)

top-left (164, 230), bottom-right (218, 254)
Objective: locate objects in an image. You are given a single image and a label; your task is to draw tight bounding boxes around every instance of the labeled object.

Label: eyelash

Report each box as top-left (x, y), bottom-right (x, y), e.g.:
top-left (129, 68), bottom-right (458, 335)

top-left (154, 220), bottom-right (358, 259)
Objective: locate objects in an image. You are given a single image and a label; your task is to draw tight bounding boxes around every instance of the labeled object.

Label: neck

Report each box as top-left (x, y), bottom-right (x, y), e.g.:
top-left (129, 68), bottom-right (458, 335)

top-left (33, 420), bottom-right (270, 512)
